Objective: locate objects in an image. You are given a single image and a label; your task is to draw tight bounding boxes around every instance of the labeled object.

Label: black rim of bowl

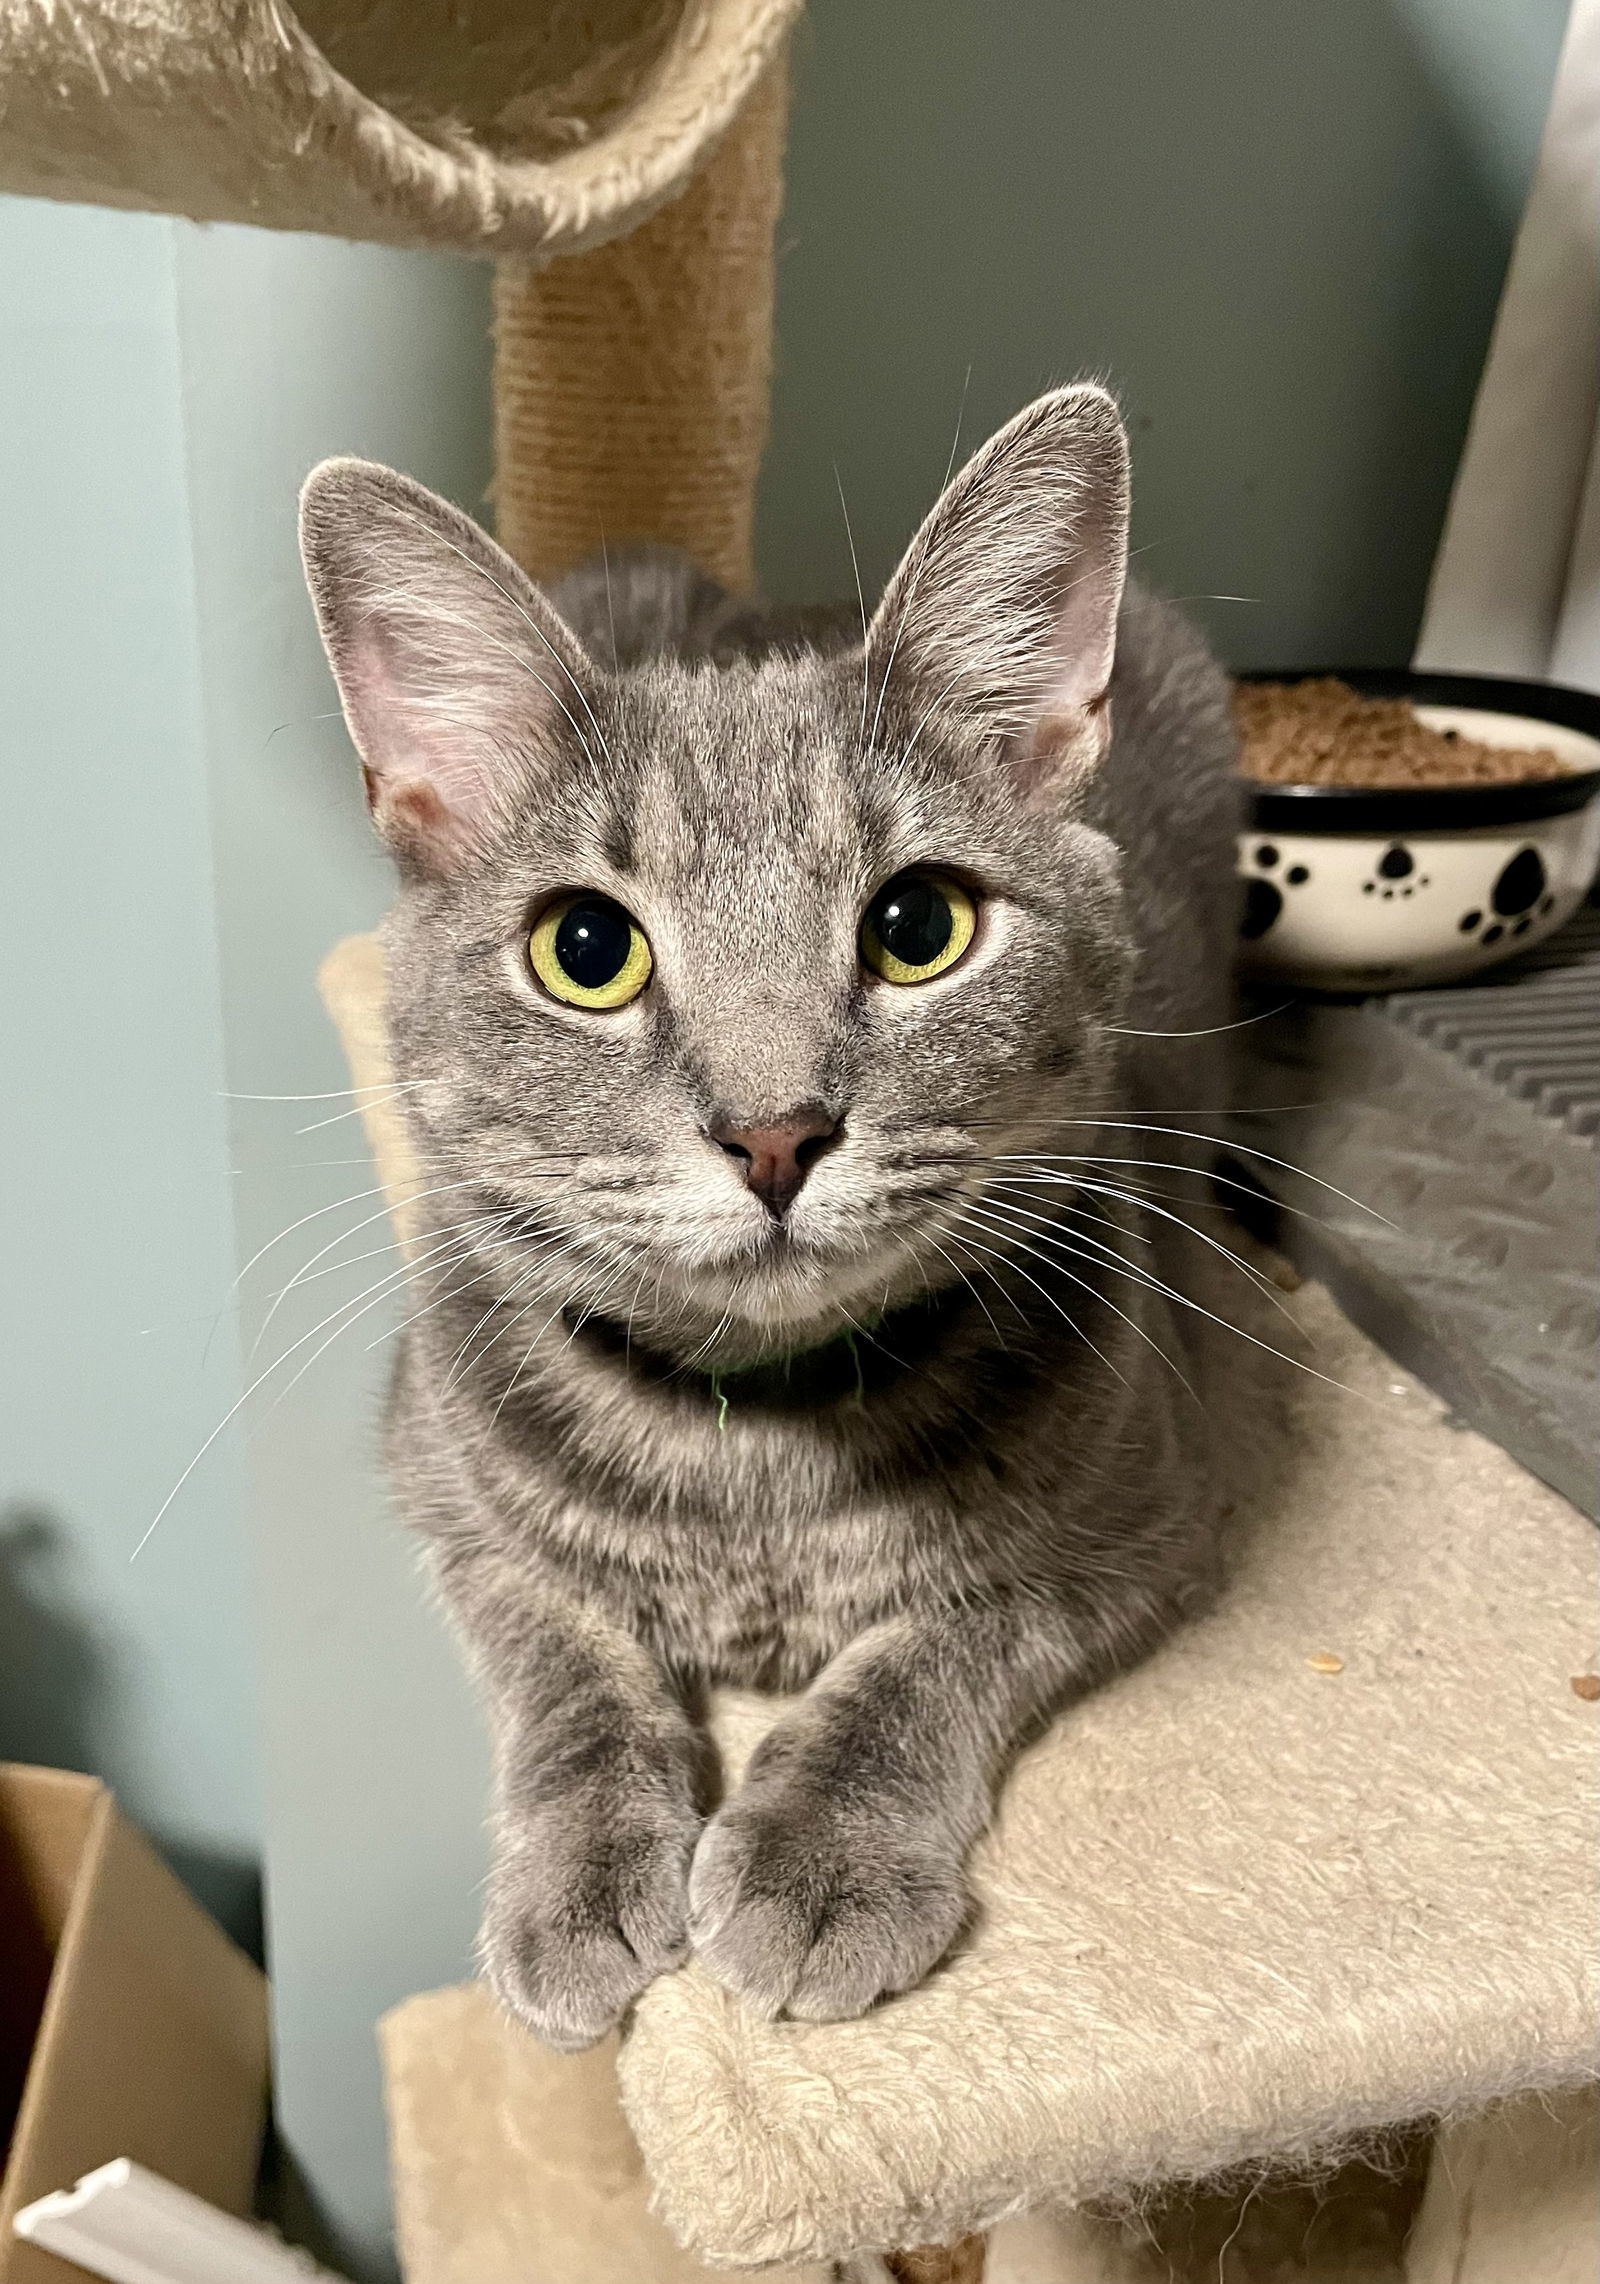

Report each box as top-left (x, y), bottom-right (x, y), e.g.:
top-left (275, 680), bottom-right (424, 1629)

top-left (1236, 669), bottom-right (1600, 832)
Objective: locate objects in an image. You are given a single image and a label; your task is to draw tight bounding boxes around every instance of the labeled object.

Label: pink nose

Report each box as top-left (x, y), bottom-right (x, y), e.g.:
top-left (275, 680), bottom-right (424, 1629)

top-left (708, 1106), bottom-right (841, 1218)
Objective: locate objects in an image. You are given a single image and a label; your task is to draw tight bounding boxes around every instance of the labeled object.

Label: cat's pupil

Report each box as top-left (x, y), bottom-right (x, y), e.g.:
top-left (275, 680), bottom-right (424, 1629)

top-left (873, 874), bottom-right (952, 968)
top-left (556, 898), bottom-right (632, 988)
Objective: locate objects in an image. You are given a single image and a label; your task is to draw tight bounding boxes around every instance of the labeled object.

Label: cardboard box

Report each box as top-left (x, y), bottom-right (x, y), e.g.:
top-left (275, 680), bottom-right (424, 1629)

top-left (0, 1766), bottom-right (269, 2282)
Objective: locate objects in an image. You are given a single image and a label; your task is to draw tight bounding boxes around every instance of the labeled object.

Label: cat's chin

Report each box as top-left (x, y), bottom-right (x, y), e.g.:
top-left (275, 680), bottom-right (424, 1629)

top-left (658, 1231), bottom-right (932, 1358)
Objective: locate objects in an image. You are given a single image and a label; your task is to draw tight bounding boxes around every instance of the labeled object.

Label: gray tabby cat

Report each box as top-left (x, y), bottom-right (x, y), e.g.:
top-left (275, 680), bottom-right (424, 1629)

top-left (300, 387), bottom-right (1254, 2051)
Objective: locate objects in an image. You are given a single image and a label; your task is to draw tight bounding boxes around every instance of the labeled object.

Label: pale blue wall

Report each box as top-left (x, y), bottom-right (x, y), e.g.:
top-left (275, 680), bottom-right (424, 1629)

top-left (173, 222), bottom-right (492, 2276)
top-left (1, 194), bottom-right (493, 2277)
top-left (0, 203), bottom-right (259, 1937)
top-left (757, 0), bottom-right (1571, 666)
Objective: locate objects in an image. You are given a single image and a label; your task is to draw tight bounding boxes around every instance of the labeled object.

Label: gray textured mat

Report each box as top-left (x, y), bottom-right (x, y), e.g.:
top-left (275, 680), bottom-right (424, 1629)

top-left (1233, 904), bottom-right (1600, 1517)
top-left (1384, 903), bottom-right (1600, 1139)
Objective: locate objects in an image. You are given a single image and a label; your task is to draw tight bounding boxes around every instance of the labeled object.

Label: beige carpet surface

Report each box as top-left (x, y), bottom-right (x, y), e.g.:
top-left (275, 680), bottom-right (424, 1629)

top-left (380, 1986), bottom-right (830, 2284)
top-left (320, 935), bottom-right (1599, 2273)
top-left (617, 1285), bottom-right (1599, 2265)
top-left (379, 1993), bottom-right (1595, 2283)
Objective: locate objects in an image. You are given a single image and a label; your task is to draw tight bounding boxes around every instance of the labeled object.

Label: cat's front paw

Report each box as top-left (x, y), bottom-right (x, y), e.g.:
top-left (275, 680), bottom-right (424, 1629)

top-left (481, 1797), bottom-right (697, 2051)
top-left (688, 1792), bottom-right (967, 2021)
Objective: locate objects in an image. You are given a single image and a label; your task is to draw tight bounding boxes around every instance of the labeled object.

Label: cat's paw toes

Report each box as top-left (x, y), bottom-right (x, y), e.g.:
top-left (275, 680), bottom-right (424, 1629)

top-left (481, 1806), bottom-right (695, 2050)
top-left (688, 1799), bottom-right (966, 2021)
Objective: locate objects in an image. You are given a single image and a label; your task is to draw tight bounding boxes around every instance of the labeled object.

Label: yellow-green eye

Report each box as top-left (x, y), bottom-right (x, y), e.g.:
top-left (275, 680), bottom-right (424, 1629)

top-left (860, 870), bottom-right (977, 985)
top-left (529, 894), bottom-right (653, 1010)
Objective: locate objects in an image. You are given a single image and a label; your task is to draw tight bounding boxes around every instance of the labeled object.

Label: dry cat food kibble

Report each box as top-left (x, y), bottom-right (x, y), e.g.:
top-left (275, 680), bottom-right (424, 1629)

top-left (1234, 677), bottom-right (1566, 788)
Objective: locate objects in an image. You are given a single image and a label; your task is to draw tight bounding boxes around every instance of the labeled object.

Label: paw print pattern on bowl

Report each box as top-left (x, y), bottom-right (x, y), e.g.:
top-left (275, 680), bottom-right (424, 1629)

top-left (1359, 843), bottom-right (1432, 902)
top-left (1235, 814), bottom-right (1600, 989)
top-left (1241, 841), bottom-right (1312, 939)
top-left (1455, 846), bottom-right (1556, 948)
top-left (1233, 672), bottom-right (1600, 991)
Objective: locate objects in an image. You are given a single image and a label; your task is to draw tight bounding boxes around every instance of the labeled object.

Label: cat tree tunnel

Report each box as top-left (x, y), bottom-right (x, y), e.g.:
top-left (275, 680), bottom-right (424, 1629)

top-left (0, 0), bottom-right (799, 588)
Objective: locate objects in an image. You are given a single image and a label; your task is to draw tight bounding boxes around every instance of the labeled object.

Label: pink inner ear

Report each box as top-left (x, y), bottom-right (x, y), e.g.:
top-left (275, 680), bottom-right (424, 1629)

top-left (344, 623), bottom-right (498, 831)
top-left (1011, 549), bottom-right (1122, 794)
top-left (1018, 696), bottom-right (1114, 797)
top-left (336, 620), bottom-right (504, 874)
top-left (1041, 533), bottom-right (1122, 715)
top-left (382, 777), bottom-right (452, 841)
top-left (373, 772), bottom-right (492, 873)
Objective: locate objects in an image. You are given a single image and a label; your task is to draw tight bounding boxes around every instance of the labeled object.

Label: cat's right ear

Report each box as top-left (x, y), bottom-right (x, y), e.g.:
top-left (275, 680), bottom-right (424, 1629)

top-left (299, 460), bottom-right (596, 878)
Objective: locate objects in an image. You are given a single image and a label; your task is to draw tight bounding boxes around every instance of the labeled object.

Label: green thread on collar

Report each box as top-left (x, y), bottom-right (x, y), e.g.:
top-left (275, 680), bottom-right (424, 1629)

top-left (844, 1328), bottom-right (866, 1408)
top-left (696, 1315), bottom-right (882, 1421)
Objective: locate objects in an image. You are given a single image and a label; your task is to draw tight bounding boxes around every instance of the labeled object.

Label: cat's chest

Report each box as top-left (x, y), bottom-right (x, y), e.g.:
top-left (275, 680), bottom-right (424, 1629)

top-left (588, 1476), bottom-right (911, 1689)
top-left (432, 1343), bottom-right (986, 1684)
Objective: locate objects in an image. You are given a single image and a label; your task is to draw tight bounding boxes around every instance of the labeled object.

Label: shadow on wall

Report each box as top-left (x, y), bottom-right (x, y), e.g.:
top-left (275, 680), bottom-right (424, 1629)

top-left (0, 1507), bottom-right (104, 1774)
top-left (0, 1505), bottom-right (261, 1956)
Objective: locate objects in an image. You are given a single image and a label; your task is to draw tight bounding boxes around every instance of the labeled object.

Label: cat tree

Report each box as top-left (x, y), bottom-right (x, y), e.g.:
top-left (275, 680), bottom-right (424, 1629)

top-left (0, 0), bottom-right (797, 588)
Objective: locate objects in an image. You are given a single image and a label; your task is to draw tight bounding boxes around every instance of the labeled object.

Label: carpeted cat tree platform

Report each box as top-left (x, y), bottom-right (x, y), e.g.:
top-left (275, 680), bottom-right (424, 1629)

top-left (323, 934), bottom-right (1599, 2283)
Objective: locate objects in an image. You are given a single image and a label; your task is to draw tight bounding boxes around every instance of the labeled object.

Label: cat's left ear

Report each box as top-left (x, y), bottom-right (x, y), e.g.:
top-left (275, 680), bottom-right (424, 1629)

top-left (865, 385), bottom-right (1130, 798)
top-left (300, 460), bottom-right (597, 878)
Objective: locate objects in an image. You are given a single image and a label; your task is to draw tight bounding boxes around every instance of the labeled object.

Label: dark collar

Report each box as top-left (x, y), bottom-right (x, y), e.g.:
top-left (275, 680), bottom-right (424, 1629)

top-left (566, 1283), bottom-right (975, 1417)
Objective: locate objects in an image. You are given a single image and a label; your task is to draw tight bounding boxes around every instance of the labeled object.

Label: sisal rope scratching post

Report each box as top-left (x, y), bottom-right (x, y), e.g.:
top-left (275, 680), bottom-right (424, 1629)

top-left (492, 56), bottom-right (789, 593)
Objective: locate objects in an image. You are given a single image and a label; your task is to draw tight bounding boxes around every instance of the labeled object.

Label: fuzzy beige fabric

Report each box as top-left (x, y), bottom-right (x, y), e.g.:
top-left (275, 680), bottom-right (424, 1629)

top-left (321, 934), bottom-right (1600, 2273)
top-left (380, 1983), bottom-right (1433, 2283)
top-left (0, 0), bottom-right (799, 257)
top-left (377, 1991), bottom-right (1595, 2283)
top-left (618, 1303), bottom-right (1599, 2268)
top-left (378, 1990), bottom-right (1595, 2283)
top-left (321, 934), bottom-right (425, 1241)
top-left (2, 1), bottom-right (797, 617)
top-left (379, 1983), bottom-right (830, 2284)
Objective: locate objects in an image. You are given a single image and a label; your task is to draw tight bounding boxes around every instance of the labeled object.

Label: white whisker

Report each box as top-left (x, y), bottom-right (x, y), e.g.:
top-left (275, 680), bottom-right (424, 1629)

top-left (435, 1219), bottom-right (593, 1387)
top-left (962, 1192), bottom-right (1365, 1403)
top-left (259, 1214), bottom-right (495, 1310)
top-left (247, 1179), bottom-right (487, 1361)
top-left (941, 1212), bottom-right (1135, 1394)
top-left (232, 1174), bottom-right (474, 1292)
top-left (224, 1081), bottom-right (434, 1104)
top-left (952, 1203), bottom-right (1190, 1398)
top-left (834, 464), bottom-right (871, 738)
top-left (866, 370), bottom-right (971, 756)
top-left (919, 1226), bottom-right (1010, 1344)
top-left (599, 529), bottom-right (620, 674)
top-left (252, 1232), bottom-right (501, 1446)
top-left (989, 1175), bottom-right (1293, 1324)
top-left (1100, 1004), bottom-right (1289, 1039)
top-left (133, 1223), bottom-right (484, 1562)
top-left (989, 1123), bottom-right (1391, 1228)
top-left (294, 1096), bottom-right (423, 1135)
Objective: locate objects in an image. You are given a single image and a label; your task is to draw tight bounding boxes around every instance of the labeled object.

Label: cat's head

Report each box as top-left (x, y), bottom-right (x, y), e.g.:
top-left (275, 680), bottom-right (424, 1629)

top-left (301, 387), bottom-right (1134, 1363)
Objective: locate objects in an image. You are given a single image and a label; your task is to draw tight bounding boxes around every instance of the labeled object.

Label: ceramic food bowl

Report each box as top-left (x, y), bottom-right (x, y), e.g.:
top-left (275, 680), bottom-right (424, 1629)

top-left (1235, 670), bottom-right (1600, 991)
